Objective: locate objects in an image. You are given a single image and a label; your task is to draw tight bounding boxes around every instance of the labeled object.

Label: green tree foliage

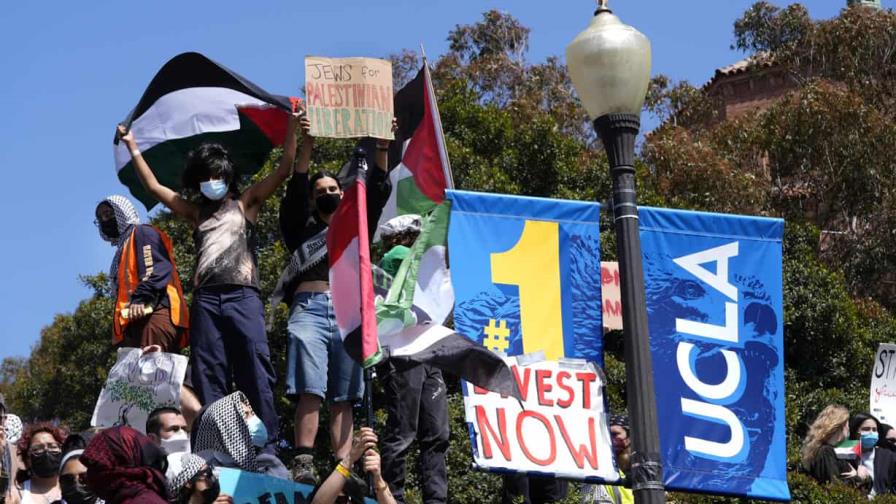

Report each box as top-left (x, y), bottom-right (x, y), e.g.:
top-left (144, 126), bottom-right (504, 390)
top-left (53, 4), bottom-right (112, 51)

top-left (6, 4), bottom-right (896, 503)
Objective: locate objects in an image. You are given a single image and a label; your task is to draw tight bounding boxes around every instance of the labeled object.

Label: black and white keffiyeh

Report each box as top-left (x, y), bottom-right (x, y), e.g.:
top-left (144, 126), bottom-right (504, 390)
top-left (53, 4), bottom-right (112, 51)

top-left (193, 392), bottom-right (258, 472)
top-left (165, 453), bottom-right (206, 498)
top-left (269, 226), bottom-right (328, 314)
top-left (99, 195), bottom-right (141, 297)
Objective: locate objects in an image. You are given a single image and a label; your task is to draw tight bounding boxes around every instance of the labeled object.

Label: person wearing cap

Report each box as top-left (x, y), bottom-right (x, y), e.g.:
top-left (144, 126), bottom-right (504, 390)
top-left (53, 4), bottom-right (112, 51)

top-left (376, 215), bottom-right (449, 504)
top-left (581, 415), bottom-right (633, 504)
top-left (165, 453), bottom-right (232, 504)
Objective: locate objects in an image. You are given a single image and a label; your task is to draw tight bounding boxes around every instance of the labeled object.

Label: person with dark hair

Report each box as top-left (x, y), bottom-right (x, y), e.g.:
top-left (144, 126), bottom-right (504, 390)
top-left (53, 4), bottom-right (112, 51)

top-left (15, 423), bottom-right (68, 504)
top-left (56, 447), bottom-right (97, 504)
top-left (277, 122), bottom-right (395, 483)
top-left (582, 415), bottom-right (633, 504)
top-left (848, 412), bottom-right (896, 496)
top-left (80, 426), bottom-right (168, 504)
top-left (881, 423), bottom-right (896, 452)
top-left (145, 408), bottom-right (189, 455)
top-left (117, 110), bottom-right (307, 452)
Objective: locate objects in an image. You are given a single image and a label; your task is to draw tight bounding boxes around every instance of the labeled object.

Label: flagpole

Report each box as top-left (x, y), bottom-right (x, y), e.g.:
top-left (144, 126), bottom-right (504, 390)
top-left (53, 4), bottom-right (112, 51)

top-left (420, 46), bottom-right (454, 190)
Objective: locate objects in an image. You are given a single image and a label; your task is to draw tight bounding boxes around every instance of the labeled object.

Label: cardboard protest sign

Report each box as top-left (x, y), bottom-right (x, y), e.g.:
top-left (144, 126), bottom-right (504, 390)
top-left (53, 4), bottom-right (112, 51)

top-left (601, 262), bottom-right (622, 330)
top-left (305, 57), bottom-right (394, 140)
top-left (871, 343), bottom-right (896, 424)
top-left (463, 356), bottom-right (618, 482)
top-left (91, 348), bottom-right (187, 433)
top-left (217, 467), bottom-right (376, 504)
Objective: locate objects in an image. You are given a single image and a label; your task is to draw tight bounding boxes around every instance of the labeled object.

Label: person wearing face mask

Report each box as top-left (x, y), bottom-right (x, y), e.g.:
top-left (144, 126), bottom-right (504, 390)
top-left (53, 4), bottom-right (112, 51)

top-left (94, 195), bottom-right (189, 353)
top-left (145, 408), bottom-right (190, 456)
top-left (56, 449), bottom-right (101, 504)
top-left (117, 111), bottom-right (306, 454)
top-left (0, 397), bottom-right (20, 504)
top-left (14, 424), bottom-right (68, 504)
top-left (166, 454), bottom-right (232, 504)
top-left (880, 424), bottom-right (896, 452)
top-left (191, 392), bottom-right (288, 480)
top-left (581, 415), bottom-right (633, 504)
top-left (800, 405), bottom-right (866, 488)
top-left (848, 412), bottom-right (896, 496)
top-left (276, 122), bottom-right (395, 484)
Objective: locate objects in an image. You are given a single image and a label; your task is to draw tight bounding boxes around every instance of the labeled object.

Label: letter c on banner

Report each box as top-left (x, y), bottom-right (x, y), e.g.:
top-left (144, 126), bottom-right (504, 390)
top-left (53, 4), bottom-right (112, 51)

top-left (681, 398), bottom-right (748, 461)
top-left (676, 342), bottom-right (744, 402)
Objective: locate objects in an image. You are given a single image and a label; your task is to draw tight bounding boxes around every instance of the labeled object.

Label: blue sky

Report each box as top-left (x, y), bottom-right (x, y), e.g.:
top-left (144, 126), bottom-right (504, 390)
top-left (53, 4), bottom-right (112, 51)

top-left (0, 0), bottom-right (875, 361)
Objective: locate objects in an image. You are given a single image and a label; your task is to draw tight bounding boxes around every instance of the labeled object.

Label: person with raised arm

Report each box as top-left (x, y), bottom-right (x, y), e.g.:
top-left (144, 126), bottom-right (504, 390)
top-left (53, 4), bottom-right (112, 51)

top-left (116, 110), bottom-right (307, 452)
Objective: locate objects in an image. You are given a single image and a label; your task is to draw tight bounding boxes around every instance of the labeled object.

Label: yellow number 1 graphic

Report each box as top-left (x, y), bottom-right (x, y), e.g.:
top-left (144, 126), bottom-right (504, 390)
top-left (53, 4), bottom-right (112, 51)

top-left (490, 220), bottom-right (564, 360)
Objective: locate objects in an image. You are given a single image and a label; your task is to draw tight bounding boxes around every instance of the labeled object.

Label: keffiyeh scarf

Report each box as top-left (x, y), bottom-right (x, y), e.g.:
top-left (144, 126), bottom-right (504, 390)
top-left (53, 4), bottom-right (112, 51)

top-left (81, 426), bottom-right (168, 504)
top-left (99, 195), bottom-right (141, 297)
top-left (193, 392), bottom-right (258, 472)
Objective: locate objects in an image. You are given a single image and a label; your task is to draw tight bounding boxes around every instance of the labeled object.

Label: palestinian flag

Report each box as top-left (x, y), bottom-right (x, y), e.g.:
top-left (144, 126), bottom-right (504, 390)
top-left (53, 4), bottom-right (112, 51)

top-left (374, 204), bottom-right (520, 398)
top-left (329, 154), bottom-right (382, 369)
top-left (113, 52), bottom-right (297, 209)
top-left (834, 439), bottom-right (862, 460)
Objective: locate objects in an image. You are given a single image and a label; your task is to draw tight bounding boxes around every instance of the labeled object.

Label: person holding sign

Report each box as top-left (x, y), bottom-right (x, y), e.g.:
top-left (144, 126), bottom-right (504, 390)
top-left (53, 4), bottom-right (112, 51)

top-left (276, 118), bottom-right (395, 484)
top-left (116, 110), bottom-right (306, 453)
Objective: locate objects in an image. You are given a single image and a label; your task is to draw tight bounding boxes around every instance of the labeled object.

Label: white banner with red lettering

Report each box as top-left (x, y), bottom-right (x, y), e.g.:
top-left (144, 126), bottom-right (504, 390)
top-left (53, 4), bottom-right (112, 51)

top-left (871, 343), bottom-right (896, 424)
top-left (462, 355), bottom-right (619, 482)
top-left (601, 262), bottom-right (622, 330)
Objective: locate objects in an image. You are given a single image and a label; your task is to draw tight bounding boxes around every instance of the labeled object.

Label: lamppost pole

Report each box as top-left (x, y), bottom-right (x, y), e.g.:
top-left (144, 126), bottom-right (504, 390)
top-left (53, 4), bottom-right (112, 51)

top-left (567, 2), bottom-right (665, 503)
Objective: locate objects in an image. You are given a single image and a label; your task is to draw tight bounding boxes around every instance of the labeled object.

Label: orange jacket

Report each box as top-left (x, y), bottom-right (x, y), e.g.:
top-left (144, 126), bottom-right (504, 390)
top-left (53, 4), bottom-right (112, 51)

top-left (112, 225), bottom-right (189, 347)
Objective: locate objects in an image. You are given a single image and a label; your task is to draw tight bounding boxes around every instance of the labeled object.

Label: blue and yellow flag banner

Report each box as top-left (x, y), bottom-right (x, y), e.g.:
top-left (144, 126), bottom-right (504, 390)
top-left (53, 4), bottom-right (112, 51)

top-left (640, 207), bottom-right (790, 501)
top-left (447, 190), bottom-right (603, 363)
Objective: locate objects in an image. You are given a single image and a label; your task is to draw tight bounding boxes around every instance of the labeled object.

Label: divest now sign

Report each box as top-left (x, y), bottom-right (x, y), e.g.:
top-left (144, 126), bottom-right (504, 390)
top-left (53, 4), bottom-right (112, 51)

top-left (463, 356), bottom-right (618, 482)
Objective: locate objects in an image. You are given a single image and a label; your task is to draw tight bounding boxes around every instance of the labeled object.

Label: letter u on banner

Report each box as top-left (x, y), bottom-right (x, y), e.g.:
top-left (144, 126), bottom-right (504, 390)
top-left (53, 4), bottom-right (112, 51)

top-left (639, 207), bottom-right (790, 501)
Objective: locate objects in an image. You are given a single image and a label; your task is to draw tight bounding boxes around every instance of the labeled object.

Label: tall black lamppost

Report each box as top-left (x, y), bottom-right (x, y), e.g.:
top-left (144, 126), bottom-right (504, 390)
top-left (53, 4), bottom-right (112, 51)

top-left (567, 1), bottom-right (665, 503)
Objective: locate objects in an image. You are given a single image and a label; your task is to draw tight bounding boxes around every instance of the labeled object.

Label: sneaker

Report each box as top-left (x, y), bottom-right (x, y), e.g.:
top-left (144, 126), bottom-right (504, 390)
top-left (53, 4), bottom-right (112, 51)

top-left (291, 454), bottom-right (318, 485)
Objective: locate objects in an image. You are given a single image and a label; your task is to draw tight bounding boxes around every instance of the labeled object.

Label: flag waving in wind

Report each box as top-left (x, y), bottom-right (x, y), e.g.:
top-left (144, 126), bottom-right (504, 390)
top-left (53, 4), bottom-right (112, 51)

top-left (372, 62), bottom-right (519, 398)
top-left (114, 52), bottom-right (297, 209)
top-left (328, 150), bottom-right (382, 368)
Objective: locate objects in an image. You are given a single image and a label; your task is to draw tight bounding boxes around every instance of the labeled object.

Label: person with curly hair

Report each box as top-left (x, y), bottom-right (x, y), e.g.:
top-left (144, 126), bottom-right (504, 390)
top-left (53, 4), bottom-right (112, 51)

top-left (14, 423), bottom-right (68, 504)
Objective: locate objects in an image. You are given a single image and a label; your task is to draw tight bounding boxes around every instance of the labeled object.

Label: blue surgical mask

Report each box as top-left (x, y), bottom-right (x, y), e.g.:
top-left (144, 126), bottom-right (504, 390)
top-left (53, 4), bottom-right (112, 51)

top-left (862, 432), bottom-right (879, 449)
top-left (247, 415), bottom-right (268, 448)
top-left (200, 179), bottom-right (228, 200)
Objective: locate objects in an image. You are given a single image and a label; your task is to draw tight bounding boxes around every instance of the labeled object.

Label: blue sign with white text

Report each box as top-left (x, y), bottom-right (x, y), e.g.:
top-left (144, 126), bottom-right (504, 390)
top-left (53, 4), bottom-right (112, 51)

top-left (640, 207), bottom-right (789, 501)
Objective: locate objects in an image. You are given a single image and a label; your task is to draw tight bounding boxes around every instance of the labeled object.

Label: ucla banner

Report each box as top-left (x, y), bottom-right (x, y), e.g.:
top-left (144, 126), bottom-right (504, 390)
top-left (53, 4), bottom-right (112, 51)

top-left (640, 207), bottom-right (789, 501)
top-left (448, 190), bottom-right (612, 481)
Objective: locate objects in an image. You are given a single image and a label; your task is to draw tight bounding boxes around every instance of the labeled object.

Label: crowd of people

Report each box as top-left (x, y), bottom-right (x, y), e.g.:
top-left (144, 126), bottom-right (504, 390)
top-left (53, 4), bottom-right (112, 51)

top-left (801, 405), bottom-right (896, 498)
top-left (0, 105), bottom-right (642, 504)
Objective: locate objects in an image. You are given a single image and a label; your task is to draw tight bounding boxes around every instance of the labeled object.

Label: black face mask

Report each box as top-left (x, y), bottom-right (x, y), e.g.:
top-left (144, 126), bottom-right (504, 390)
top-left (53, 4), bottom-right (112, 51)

top-left (99, 218), bottom-right (120, 239)
top-left (200, 478), bottom-right (220, 504)
top-left (315, 193), bottom-right (341, 215)
top-left (30, 451), bottom-right (62, 478)
top-left (61, 479), bottom-right (96, 504)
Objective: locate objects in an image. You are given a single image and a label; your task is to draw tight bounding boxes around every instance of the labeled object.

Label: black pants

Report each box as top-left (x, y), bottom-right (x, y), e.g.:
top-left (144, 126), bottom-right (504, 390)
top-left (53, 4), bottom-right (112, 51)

top-left (501, 475), bottom-right (569, 504)
top-left (380, 364), bottom-right (449, 504)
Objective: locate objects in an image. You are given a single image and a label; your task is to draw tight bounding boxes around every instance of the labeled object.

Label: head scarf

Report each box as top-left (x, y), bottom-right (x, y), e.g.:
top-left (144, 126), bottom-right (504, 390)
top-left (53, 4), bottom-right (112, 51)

top-left (98, 195), bottom-right (141, 297)
top-left (4, 414), bottom-right (22, 444)
top-left (193, 392), bottom-right (257, 472)
top-left (609, 414), bottom-right (630, 435)
top-left (80, 426), bottom-right (168, 504)
top-left (59, 449), bottom-right (84, 472)
top-left (165, 453), bottom-right (206, 499)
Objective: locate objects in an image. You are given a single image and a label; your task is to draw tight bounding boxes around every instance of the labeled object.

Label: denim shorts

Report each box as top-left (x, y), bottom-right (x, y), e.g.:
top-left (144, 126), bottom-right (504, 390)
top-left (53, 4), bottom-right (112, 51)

top-left (285, 291), bottom-right (364, 402)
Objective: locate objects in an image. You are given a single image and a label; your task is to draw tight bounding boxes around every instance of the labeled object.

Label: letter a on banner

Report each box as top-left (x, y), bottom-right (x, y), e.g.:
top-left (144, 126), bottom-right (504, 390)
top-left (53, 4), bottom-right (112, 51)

top-left (640, 207), bottom-right (790, 501)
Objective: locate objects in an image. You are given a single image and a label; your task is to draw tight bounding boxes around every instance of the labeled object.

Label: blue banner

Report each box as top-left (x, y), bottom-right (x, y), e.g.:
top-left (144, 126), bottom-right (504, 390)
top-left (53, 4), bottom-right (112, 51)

top-left (447, 190), bottom-right (603, 363)
top-left (640, 207), bottom-right (789, 501)
top-left (217, 467), bottom-right (376, 504)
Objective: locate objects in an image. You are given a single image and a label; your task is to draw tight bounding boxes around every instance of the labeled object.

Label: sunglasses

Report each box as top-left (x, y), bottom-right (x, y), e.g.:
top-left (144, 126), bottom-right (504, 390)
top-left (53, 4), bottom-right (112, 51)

top-left (59, 473), bottom-right (89, 486)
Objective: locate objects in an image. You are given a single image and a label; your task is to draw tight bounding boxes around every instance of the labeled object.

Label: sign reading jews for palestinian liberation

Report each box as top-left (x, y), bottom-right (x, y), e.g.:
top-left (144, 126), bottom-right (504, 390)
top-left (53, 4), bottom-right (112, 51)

top-left (304, 56), bottom-right (394, 140)
top-left (447, 190), bottom-right (613, 481)
top-left (217, 467), bottom-right (376, 504)
top-left (871, 343), bottom-right (896, 424)
top-left (640, 207), bottom-right (789, 501)
top-left (91, 348), bottom-right (187, 433)
top-left (462, 356), bottom-right (618, 481)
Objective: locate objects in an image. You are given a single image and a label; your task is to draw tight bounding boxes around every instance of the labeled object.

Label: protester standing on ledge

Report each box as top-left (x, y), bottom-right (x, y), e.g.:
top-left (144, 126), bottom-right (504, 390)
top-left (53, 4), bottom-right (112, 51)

top-left (276, 121), bottom-right (394, 483)
top-left (116, 109), bottom-right (305, 452)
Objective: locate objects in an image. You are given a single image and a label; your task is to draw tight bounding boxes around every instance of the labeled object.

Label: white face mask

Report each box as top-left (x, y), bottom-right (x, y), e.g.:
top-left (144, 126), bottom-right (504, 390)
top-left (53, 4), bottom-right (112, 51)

top-left (160, 430), bottom-right (191, 455)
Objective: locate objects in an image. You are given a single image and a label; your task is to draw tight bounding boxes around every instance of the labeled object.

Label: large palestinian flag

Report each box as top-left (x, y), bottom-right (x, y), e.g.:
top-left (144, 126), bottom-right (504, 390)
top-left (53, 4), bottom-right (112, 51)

top-left (113, 52), bottom-right (295, 209)
top-left (328, 154), bottom-right (382, 369)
